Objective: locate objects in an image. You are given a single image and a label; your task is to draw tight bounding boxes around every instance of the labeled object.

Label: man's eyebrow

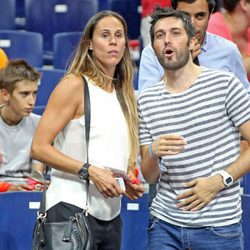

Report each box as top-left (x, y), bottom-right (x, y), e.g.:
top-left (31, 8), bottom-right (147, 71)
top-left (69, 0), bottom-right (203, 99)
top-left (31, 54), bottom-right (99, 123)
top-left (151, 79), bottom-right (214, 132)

top-left (155, 27), bottom-right (182, 33)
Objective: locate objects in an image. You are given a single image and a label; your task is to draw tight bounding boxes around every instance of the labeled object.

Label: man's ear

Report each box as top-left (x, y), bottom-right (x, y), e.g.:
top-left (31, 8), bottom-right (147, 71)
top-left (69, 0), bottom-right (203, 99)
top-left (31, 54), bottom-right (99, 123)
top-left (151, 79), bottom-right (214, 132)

top-left (1, 88), bottom-right (10, 102)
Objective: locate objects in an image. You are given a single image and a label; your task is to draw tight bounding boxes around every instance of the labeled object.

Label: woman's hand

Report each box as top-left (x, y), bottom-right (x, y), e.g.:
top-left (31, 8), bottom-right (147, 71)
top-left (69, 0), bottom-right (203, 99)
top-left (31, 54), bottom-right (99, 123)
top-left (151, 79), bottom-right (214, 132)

top-left (124, 181), bottom-right (144, 200)
top-left (89, 166), bottom-right (124, 198)
top-left (124, 166), bottom-right (144, 200)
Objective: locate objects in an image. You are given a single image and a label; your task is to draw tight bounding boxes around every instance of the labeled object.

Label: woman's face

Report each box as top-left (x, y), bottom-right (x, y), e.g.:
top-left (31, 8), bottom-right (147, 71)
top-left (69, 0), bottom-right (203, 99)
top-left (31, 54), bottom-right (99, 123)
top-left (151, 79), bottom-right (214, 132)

top-left (90, 16), bottom-right (126, 75)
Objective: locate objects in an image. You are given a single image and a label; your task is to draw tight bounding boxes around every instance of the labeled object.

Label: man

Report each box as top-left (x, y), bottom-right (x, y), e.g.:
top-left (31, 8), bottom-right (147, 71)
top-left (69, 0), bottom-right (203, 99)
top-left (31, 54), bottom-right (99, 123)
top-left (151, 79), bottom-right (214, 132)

top-left (139, 0), bottom-right (250, 208)
top-left (207, 0), bottom-right (250, 78)
top-left (138, 0), bottom-right (250, 93)
top-left (138, 7), bottom-right (250, 249)
top-left (0, 59), bottom-right (45, 192)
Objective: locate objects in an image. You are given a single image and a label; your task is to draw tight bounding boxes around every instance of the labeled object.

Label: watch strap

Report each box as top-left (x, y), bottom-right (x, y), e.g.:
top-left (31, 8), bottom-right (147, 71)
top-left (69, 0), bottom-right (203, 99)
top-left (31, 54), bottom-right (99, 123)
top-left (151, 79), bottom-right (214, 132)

top-left (78, 162), bottom-right (91, 180)
top-left (218, 170), bottom-right (233, 187)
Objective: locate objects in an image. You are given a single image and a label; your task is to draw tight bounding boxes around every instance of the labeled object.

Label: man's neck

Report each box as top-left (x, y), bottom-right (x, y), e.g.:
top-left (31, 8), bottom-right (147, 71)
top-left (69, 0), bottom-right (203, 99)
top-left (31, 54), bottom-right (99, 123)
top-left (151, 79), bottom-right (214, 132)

top-left (0, 106), bottom-right (22, 126)
top-left (164, 61), bottom-right (202, 94)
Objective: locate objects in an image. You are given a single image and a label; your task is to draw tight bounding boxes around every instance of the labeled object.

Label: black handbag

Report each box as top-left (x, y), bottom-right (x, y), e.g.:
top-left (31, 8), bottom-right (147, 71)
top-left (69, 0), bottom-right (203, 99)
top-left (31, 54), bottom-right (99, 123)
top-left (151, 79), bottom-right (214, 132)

top-left (32, 77), bottom-right (95, 250)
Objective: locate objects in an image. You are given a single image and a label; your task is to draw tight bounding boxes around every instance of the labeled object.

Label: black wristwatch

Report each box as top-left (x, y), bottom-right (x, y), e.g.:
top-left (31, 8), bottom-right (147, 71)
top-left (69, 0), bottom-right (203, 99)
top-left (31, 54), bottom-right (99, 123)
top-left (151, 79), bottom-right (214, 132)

top-left (78, 163), bottom-right (91, 180)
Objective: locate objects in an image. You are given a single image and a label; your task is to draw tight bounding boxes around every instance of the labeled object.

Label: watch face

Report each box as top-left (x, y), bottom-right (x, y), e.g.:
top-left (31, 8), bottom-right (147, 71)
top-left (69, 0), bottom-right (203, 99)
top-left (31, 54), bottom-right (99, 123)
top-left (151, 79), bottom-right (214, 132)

top-left (78, 166), bottom-right (89, 180)
top-left (225, 177), bottom-right (233, 185)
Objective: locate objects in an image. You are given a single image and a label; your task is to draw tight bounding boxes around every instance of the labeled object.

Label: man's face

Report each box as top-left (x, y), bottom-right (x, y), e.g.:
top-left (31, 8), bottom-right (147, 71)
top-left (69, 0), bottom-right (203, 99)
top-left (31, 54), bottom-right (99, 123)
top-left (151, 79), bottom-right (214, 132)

top-left (153, 17), bottom-right (192, 70)
top-left (177, 0), bottom-right (210, 44)
top-left (5, 80), bottom-right (38, 117)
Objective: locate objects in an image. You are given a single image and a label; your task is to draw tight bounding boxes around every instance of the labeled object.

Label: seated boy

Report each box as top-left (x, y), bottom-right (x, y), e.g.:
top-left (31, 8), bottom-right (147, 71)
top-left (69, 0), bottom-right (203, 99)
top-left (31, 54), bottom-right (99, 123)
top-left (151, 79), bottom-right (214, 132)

top-left (0, 59), bottom-right (45, 192)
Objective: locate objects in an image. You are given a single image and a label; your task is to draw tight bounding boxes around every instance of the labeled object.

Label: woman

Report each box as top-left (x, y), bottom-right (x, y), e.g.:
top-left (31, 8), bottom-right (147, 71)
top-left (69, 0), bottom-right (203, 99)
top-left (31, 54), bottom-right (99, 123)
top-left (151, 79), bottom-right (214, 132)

top-left (31, 10), bottom-right (144, 249)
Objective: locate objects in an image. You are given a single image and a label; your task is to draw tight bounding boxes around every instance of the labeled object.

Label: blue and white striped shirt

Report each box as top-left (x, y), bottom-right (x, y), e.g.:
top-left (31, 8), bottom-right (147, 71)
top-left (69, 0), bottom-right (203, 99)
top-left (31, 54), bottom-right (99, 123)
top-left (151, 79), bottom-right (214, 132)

top-left (138, 67), bottom-right (250, 227)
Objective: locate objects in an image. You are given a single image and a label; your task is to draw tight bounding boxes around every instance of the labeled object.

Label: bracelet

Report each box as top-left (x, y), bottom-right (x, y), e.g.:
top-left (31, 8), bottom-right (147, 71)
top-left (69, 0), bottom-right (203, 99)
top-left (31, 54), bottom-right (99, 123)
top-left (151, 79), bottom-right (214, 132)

top-left (148, 141), bottom-right (157, 158)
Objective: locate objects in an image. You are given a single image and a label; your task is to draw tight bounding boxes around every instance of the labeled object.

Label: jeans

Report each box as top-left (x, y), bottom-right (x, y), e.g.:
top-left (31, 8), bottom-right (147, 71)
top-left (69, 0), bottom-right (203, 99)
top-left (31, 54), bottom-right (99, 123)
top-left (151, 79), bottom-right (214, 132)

top-left (147, 216), bottom-right (244, 250)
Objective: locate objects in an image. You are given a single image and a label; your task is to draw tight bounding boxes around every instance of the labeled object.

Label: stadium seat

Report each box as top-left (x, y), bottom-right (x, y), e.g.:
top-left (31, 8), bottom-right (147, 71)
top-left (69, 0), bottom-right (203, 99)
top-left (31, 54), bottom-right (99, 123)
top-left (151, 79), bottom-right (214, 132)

top-left (0, 30), bottom-right (43, 67)
top-left (16, 0), bottom-right (25, 17)
top-left (0, 0), bottom-right (16, 30)
top-left (25, 0), bottom-right (98, 63)
top-left (242, 173), bottom-right (250, 194)
top-left (108, 0), bottom-right (141, 40)
top-left (53, 32), bottom-right (82, 70)
top-left (98, 0), bottom-right (109, 11)
top-left (242, 194), bottom-right (250, 250)
top-left (0, 192), bottom-right (43, 250)
top-left (133, 70), bottom-right (139, 90)
top-left (34, 68), bottom-right (65, 115)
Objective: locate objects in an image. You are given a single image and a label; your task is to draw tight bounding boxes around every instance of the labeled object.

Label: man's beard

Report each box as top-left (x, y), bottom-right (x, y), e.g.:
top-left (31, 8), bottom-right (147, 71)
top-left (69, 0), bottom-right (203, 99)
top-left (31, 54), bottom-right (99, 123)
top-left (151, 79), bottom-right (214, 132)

top-left (157, 45), bottom-right (190, 71)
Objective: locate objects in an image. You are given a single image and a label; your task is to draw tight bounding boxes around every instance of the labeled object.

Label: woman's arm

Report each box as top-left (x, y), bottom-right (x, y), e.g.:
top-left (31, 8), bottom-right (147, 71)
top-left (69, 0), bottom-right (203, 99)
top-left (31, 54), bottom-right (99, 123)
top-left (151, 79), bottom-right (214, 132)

top-left (31, 75), bottom-right (84, 174)
top-left (31, 75), bottom-right (124, 198)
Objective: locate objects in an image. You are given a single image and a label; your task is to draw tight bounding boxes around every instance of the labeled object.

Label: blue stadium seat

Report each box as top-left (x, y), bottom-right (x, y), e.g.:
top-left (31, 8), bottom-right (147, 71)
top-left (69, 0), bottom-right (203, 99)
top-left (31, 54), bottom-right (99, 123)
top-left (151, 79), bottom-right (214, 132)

top-left (34, 68), bottom-right (65, 115)
top-left (108, 0), bottom-right (141, 40)
top-left (53, 32), bottom-right (82, 70)
top-left (0, 0), bottom-right (16, 30)
top-left (242, 173), bottom-right (250, 194)
top-left (16, 0), bottom-right (25, 17)
top-left (0, 192), bottom-right (43, 250)
top-left (242, 194), bottom-right (250, 250)
top-left (133, 70), bottom-right (139, 90)
top-left (0, 30), bottom-right (43, 67)
top-left (98, 0), bottom-right (109, 11)
top-left (25, 0), bottom-right (98, 63)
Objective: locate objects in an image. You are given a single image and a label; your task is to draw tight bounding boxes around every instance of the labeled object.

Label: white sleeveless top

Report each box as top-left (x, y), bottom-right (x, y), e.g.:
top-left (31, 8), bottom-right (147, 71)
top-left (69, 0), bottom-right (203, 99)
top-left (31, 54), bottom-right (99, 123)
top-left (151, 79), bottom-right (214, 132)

top-left (46, 77), bottom-right (130, 221)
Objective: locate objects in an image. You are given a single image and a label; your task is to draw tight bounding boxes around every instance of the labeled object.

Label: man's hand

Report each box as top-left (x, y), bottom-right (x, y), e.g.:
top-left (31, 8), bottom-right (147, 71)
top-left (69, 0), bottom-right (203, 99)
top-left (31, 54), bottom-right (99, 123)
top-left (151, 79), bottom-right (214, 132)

top-left (89, 166), bottom-right (124, 199)
top-left (176, 175), bottom-right (224, 211)
top-left (152, 134), bottom-right (187, 157)
top-left (191, 38), bottom-right (201, 61)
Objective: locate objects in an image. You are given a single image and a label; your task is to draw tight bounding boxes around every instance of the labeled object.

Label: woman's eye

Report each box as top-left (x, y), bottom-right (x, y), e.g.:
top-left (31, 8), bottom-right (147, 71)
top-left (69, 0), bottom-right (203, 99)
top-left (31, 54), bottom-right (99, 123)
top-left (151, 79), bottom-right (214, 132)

top-left (102, 33), bottom-right (109, 38)
top-left (116, 33), bottom-right (123, 38)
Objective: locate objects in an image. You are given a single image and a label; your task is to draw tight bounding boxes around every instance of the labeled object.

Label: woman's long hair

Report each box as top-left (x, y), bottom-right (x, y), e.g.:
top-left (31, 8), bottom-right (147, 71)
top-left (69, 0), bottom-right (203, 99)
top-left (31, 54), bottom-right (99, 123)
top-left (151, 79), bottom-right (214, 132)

top-left (66, 10), bottom-right (138, 165)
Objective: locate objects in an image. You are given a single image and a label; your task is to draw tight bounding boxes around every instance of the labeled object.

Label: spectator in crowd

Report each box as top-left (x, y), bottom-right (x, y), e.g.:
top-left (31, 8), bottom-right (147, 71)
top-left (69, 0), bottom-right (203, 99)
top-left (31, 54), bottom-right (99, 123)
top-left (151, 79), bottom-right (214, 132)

top-left (138, 7), bottom-right (250, 249)
top-left (207, 0), bottom-right (250, 79)
top-left (140, 0), bottom-right (172, 48)
top-left (31, 10), bottom-right (144, 249)
top-left (0, 59), bottom-right (45, 192)
top-left (138, 0), bottom-right (249, 93)
top-left (138, 0), bottom-right (250, 208)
